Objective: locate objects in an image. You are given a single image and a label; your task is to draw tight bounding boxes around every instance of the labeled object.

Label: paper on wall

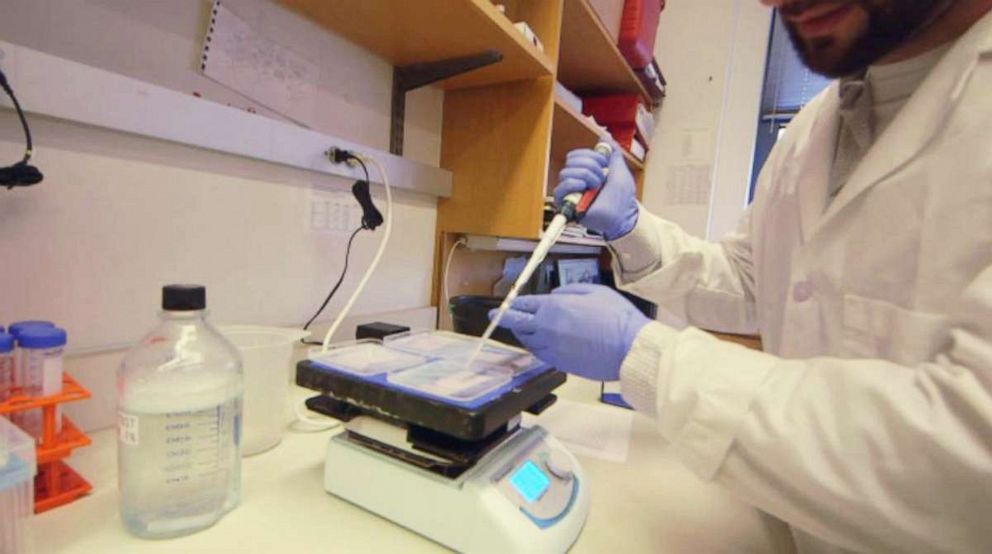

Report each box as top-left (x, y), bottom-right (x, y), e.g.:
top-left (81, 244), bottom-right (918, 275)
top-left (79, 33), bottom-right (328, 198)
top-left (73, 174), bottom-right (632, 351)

top-left (201, 1), bottom-right (317, 127)
top-left (667, 164), bottom-right (713, 205)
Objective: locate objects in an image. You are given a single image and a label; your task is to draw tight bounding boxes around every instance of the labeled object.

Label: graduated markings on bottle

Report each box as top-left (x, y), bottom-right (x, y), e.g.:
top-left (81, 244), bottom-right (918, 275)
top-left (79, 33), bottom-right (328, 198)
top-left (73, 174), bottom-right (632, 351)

top-left (117, 406), bottom-right (229, 448)
top-left (119, 406), bottom-right (232, 477)
top-left (119, 412), bottom-right (139, 445)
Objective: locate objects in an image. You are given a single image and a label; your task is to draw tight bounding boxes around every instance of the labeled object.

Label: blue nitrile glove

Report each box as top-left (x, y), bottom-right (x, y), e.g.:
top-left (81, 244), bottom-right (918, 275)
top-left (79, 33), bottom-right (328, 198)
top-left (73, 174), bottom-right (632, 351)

top-left (555, 141), bottom-right (639, 240)
top-left (490, 284), bottom-right (650, 381)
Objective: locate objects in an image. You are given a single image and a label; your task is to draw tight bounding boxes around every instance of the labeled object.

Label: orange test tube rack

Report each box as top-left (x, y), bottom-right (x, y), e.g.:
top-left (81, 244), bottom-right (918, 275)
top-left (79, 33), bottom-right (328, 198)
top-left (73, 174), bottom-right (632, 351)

top-left (0, 373), bottom-right (93, 512)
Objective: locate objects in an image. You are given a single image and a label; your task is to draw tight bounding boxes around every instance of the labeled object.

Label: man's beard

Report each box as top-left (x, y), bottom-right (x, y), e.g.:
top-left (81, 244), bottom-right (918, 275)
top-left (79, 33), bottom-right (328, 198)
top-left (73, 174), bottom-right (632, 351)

top-left (782, 0), bottom-right (946, 77)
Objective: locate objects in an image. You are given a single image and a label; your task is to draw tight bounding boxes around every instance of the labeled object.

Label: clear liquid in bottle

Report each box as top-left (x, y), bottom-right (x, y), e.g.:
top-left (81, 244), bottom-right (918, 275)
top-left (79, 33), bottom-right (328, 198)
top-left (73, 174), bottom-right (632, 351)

top-left (117, 285), bottom-right (242, 539)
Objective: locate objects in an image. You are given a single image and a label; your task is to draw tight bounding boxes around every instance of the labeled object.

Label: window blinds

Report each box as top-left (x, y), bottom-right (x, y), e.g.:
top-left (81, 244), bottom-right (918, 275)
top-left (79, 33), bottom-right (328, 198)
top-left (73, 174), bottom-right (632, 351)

top-left (760, 11), bottom-right (833, 118)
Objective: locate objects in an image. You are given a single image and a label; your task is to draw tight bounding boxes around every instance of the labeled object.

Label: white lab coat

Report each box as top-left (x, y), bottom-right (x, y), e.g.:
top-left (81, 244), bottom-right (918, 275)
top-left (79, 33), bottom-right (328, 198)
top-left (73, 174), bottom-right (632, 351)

top-left (611, 9), bottom-right (992, 554)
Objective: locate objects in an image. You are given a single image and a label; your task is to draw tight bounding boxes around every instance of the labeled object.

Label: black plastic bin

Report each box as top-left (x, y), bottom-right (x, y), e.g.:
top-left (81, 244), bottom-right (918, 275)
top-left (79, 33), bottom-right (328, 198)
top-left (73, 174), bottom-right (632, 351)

top-left (449, 295), bottom-right (523, 347)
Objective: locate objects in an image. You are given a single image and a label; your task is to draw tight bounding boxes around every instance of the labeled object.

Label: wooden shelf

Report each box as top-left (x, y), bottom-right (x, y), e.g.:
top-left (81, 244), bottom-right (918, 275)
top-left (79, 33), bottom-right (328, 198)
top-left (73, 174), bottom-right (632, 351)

top-left (551, 96), bottom-right (645, 171)
top-left (439, 79), bottom-right (555, 240)
top-left (464, 233), bottom-right (604, 254)
top-left (558, 0), bottom-right (650, 102)
top-left (556, 235), bottom-right (608, 248)
top-left (281, 0), bottom-right (555, 89)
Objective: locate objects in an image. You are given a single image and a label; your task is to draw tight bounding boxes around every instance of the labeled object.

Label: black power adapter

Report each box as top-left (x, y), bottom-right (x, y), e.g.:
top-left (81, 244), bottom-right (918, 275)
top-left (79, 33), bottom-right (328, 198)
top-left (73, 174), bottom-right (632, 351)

top-left (355, 322), bottom-right (410, 341)
top-left (326, 147), bottom-right (383, 231)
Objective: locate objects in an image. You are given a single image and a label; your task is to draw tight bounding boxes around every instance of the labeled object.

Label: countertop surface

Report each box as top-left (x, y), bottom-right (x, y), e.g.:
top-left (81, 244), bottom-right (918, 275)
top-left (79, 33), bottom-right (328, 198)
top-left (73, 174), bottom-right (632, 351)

top-left (36, 379), bottom-right (795, 553)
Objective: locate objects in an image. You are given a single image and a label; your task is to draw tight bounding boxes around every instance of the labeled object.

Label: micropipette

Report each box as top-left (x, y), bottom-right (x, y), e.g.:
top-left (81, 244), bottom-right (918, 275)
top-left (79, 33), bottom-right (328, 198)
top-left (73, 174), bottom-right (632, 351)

top-left (466, 142), bottom-right (614, 369)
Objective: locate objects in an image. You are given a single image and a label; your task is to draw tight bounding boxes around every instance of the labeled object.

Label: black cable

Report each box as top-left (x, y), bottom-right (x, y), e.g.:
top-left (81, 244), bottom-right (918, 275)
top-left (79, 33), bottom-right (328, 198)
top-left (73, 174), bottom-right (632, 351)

top-left (0, 70), bottom-right (33, 161)
top-left (0, 68), bottom-right (43, 188)
top-left (330, 148), bottom-right (370, 183)
top-left (352, 155), bottom-right (370, 184)
top-left (300, 149), bottom-right (382, 345)
top-left (347, 155), bottom-right (384, 230)
top-left (300, 225), bottom-right (364, 345)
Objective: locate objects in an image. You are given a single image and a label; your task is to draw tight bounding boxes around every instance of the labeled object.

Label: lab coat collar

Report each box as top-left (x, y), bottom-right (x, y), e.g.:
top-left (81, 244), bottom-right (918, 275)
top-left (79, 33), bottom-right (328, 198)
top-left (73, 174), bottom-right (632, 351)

top-left (809, 9), bottom-right (992, 238)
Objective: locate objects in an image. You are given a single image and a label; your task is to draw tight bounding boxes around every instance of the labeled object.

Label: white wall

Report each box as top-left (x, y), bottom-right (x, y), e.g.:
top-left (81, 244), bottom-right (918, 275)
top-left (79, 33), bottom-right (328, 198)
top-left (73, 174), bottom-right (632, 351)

top-left (0, 0), bottom-right (443, 430)
top-left (642, 0), bottom-right (771, 239)
top-left (0, 0), bottom-right (442, 164)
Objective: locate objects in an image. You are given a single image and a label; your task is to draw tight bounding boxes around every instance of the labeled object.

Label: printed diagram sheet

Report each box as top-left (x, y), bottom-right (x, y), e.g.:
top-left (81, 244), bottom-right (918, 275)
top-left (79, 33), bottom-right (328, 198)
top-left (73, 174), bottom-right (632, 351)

top-left (201, 1), bottom-right (318, 126)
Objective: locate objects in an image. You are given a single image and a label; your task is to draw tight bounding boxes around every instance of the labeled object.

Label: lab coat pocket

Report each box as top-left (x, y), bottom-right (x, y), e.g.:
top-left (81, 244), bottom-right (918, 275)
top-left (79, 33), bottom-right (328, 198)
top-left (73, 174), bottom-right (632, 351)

top-left (841, 294), bottom-right (949, 366)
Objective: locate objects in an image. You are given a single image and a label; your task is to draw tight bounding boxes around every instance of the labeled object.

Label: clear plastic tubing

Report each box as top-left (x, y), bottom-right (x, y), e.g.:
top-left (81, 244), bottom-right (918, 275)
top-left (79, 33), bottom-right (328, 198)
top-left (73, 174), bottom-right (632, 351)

top-left (15, 326), bottom-right (66, 439)
top-left (117, 284), bottom-right (243, 539)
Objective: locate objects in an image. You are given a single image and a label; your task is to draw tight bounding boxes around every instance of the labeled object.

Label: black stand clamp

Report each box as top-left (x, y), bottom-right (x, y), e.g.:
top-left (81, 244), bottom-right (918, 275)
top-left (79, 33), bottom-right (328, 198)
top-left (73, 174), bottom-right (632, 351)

top-left (390, 50), bottom-right (503, 155)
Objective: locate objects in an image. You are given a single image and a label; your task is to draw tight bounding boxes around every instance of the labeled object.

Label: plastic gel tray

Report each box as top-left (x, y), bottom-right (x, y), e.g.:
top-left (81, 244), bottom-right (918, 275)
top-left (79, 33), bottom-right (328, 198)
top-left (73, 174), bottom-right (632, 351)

top-left (307, 340), bottom-right (428, 376)
top-left (385, 330), bottom-right (478, 357)
top-left (386, 360), bottom-right (512, 402)
top-left (386, 331), bottom-right (542, 374)
top-left (307, 331), bottom-right (549, 407)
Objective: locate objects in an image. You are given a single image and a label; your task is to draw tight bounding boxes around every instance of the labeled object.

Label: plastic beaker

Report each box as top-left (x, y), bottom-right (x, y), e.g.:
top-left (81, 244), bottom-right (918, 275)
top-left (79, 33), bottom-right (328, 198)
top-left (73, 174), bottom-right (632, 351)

top-left (220, 326), bottom-right (308, 456)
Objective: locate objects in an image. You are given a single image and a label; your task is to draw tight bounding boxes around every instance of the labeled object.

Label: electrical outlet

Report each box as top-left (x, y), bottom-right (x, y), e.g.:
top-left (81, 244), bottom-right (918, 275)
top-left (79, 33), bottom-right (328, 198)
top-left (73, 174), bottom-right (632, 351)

top-left (308, 188), bottom-right (364, 234)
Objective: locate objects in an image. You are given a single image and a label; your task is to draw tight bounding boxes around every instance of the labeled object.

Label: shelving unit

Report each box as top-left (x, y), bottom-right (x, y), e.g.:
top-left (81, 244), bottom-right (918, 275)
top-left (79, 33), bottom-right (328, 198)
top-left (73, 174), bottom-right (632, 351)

top-left (280, 0), bottom-right (555, 89)
top-left (552, 96), bottom-right (645, 172)
top-left (551, 97), bottom-right (646, 201)
top-left (558, 0), bottom-right (651, 102)
top-left (439, 78), bottom-right (558, 240)
top-left (283, 0), bottom-right (659, 330)
top-left (464, 234), bottom-right (604, 255)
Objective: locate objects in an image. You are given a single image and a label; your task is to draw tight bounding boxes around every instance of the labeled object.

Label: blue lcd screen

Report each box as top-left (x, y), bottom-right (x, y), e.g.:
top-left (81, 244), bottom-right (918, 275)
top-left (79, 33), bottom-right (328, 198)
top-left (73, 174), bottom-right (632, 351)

top-left (510, 460), bottom-right (550, 503)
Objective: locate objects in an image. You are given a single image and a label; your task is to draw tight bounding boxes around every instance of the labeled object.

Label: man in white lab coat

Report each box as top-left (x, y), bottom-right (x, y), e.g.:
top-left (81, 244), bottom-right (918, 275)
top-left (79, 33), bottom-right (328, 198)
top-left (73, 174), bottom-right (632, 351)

top-left (493, 0), bottom-right (992, 552)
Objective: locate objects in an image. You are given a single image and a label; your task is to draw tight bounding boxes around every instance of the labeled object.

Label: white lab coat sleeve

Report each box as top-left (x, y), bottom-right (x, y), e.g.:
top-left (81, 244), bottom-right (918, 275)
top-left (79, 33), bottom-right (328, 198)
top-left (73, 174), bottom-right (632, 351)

top-left (619, 265), bottom-right (992, 553)
top-left (607, 205), bottom-right (758, 334)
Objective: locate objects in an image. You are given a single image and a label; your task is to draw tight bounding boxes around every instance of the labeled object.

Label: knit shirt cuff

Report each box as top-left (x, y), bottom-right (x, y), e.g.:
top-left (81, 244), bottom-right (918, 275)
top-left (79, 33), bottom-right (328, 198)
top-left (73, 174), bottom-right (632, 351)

top-left (607, 205), bottom-right (663, 278)
top-left (619, 322), bottom-right (679, 417)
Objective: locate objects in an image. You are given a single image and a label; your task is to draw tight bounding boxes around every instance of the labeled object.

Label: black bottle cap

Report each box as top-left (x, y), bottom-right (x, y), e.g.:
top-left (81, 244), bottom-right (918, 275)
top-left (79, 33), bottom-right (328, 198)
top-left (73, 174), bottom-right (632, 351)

top-left (162, 284), bottom-right (206, 311)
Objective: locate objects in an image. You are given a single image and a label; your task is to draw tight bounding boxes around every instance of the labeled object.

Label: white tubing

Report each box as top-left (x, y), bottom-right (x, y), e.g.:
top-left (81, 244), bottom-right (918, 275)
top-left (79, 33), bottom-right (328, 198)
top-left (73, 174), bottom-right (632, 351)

top-left (320, 153), bottom-right (393, 351)
top-left (292, 397), bottom-right (341, 432)
top-left (443, 236), bottom-right (467, 309)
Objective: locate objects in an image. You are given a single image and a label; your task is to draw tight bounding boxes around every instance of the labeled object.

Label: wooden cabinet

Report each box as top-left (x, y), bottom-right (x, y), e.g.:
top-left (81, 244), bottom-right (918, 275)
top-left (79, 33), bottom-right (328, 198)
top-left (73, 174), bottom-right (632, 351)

top-left (433, 0), bottom-right (654, 321)
top-left (281, 0), bottom-right (656, 322)
top-left (280, 0), bottom-right (556, 89)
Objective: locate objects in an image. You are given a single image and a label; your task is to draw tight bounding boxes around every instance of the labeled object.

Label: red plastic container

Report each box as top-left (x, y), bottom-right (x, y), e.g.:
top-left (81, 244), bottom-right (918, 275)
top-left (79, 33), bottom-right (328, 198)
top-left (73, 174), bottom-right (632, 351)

top-left (582, 93), bottom-right (643, 127)
top-left (608, 124), bottom-right (638, 150)
top-left (619, 0), bottom-right (664, 70)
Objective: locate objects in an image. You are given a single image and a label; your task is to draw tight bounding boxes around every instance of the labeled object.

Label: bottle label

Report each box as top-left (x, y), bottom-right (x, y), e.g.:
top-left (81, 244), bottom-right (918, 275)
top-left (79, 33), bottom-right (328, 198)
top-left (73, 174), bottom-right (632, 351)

top-left (119, 411), bottom-right (140, 445)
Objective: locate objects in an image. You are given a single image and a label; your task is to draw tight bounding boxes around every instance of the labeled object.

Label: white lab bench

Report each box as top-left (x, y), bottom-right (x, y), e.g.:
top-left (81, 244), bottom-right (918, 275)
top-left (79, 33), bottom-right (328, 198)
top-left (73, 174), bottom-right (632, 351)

top-left (35, 379), bottom-right (796, 553)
